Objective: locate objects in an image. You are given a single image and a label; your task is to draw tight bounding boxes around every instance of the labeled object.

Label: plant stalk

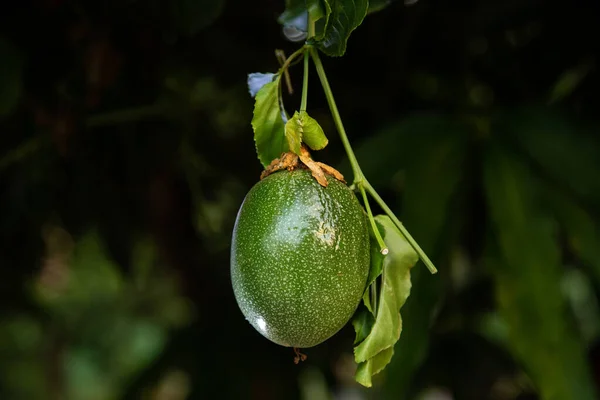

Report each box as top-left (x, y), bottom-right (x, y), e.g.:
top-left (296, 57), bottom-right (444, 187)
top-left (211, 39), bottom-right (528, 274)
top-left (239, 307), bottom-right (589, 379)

top-left (300, 50), bottom-right (309, 112)
top-left (310, 46), bottom-right (437, 274)
top-left (309, 47), bottom-right (363, 181)
top-left (359, 185), bottom-right (388, 254)
top-left (364, 180), bottom-right (438, 274)
top-left (279, 47), bottom-right (306, 75)
top-left (308, 13), bottom-right (316, 39)
top-left (371, 279), bottom-right (378, 317)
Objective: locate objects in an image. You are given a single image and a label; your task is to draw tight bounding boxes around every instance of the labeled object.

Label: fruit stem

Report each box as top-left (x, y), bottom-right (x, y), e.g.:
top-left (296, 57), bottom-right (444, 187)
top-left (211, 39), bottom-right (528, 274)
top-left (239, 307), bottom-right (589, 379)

top-left (310, 47), bottom-right (438, 275)
top-left (359, 185), bottom-right (388, 254)
top-left (300, 50), bottom-right (309, 112)
top-left (309, 47), bottom-right (363, 181)
top-left (308, 15), bottom-right (316, 39)
top-left (363, 180), bottom-right (438, 274)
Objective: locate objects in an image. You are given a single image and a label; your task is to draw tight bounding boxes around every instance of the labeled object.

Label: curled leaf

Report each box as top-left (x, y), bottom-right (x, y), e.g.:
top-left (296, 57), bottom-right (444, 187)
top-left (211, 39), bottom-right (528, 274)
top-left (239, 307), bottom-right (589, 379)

top-left (285, 110), bottom-right (329, 155)
top-left (299, 153), bottom-right (328, 187)
top-left (352, 215), bottom-right (418, 387)
top-left (315, 162), bottom-right (345, 183)
top-left (484, 146), bottom-right (598, 400)
top-left (298, 111), bottom-right (328, 150)
top-left (355, 347), bottom-right (394, 387)
top-left (352, 306), bottom-right (375, 344)
top-left (285, 112), bottom-right (303, 155)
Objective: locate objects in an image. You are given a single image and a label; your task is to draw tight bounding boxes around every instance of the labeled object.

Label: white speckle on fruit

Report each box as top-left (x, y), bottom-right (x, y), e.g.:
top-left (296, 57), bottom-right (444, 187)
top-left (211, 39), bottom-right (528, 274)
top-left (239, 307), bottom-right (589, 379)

top-left (314, 221), bottom-right (336, 246)
top-left (256, 317), bottom-right (268, 333)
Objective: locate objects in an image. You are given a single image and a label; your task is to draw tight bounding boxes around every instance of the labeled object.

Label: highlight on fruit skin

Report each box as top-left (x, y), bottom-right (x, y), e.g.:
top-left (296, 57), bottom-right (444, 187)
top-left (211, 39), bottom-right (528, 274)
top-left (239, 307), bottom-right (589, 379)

top-left (230, 168), bottom-right (370, 348)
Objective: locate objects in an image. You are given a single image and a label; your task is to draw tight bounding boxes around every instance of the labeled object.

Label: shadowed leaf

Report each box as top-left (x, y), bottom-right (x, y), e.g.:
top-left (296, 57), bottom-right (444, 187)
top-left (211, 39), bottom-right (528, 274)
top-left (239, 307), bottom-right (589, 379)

top-left (484, 145), bottom-right (597, 400)
top-left (252, 76), bottom-right (289, 167)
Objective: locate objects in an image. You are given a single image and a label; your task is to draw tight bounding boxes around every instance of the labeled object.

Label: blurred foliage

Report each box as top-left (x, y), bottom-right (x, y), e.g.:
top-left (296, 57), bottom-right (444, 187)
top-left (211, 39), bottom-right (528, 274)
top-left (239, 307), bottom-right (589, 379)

top-left (0, 37), bottom-right (23, 118)
top-left (0, 228), bottom-right (191, 400)
top-left (1, 0), bottom-right (600, 399)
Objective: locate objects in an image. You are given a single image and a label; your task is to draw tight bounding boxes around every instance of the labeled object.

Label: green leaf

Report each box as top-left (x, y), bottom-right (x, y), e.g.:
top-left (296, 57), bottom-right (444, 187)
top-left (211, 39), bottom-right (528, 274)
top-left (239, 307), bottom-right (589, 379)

top-left (315, 0), bottom-right (369, 56)
top-left (251, 76), bottom-right (288, 167)
top-left (484, 145), bottom-right (598, 400)
top-left (368, 0), bottom-right (394, 14)
top-left (280, 0), bottom-right (306, 19)
top-left (0, 37), bottom-right (22, 118)
top-left (374, 117), bottom-right (466, 398)
top-left (352, 215), bottom-right (418, 387)
top-left (298, 111), bottom-right (329, 150)
top-left (171, 0), bottom-right (226, 37)
top-left (33, 230), bottom-right (124, 310)
top-left (501, 108), bottom-right (600, 208)
top-left (314, 1), bottom-right (332, 41)
top-left (284, 111), bottom-right (328, 155)
top-left (548, 60), bottom-right (593, 104)
top-left (544, 189), bottom-right (600, 296)
top-left (307, 0), bottom-right (327, 20)
top-left (361, 222), bottom-right (386, 314)
top-left (285, 112), bottom-right (303, 155)
top-left (355, 347), bottom-right (394, 387)
top-left (352, 306), bottom-right (375, 344)
top-left (365, 227), bottom-right (385, 288)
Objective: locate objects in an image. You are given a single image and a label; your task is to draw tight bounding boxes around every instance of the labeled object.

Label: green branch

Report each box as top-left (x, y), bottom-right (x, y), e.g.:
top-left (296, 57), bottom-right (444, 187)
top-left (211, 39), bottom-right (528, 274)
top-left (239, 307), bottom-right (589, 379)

top-left (309, 46), bottom-right (438, 275)
top-left (278, 47), bottom-right (306, 75)
top-left (309, 47), bottom-right (363, 181)
top-left (360, 185), bottom-right (388, 254)
top-left (300, 51), bottom-right (309, 112)
top-left (364, 180), bottom-right (438, 274)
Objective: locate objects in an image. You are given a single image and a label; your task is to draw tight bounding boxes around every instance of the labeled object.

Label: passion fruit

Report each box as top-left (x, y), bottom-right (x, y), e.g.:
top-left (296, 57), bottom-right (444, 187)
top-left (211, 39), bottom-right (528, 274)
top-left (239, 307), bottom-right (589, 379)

top-left (230, 168), bottom-right (370, 348)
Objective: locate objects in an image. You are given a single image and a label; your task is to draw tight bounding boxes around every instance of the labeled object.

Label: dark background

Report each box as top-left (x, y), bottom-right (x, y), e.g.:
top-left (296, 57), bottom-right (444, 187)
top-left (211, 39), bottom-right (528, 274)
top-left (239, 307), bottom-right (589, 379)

top-left (1, 0), bottom-right (600, 399)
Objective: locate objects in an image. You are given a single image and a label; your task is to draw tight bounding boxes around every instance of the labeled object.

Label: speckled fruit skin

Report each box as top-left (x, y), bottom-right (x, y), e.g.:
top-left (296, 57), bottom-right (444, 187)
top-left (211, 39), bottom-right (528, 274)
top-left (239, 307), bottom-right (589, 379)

top-left (230, 168), bottom-right (370, 348)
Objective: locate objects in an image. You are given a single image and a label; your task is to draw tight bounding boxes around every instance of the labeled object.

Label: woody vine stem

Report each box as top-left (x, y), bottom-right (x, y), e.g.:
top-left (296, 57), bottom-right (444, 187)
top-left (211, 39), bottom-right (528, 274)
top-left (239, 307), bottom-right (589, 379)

top-left (279, 18), bottom-right (437, 275)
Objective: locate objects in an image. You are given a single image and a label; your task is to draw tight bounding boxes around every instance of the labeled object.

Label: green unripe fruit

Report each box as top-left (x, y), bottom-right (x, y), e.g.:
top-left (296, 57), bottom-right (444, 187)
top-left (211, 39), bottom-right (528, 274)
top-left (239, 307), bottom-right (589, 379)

top-left (230, 168), bottom-right (370, 348)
